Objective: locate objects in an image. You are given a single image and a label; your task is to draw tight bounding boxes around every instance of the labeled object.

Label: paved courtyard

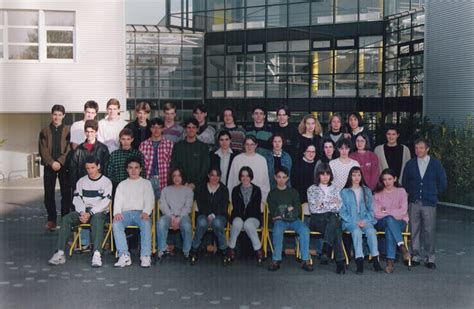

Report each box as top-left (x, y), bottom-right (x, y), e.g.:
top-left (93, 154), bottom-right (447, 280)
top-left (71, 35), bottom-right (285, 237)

top-left (0, 179), bottom-right (473, 309)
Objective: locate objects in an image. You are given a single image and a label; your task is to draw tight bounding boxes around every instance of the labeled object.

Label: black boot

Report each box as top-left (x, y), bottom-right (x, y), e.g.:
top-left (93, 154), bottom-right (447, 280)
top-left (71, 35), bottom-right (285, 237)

top-left (189, 249), bottom-right (198, 265)
top-left (319, 243), bottom-right (330, 265)
top-left (356, 257), bottom-right (364, 274)
top-left (255, 249), bottom-right (264, 267)
top-left (336, 260), bottom-right (345, 274)
top-left (372, 256), bottom-right (383, 272)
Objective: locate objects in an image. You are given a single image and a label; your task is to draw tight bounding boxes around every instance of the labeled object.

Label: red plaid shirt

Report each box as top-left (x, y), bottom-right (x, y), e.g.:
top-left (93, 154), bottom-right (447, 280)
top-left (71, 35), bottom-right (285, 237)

top-left (139, 138), bottom-right (174, 191)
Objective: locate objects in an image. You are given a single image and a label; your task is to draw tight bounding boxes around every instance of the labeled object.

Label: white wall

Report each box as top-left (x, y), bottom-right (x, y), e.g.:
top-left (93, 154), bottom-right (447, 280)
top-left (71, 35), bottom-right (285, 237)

top-left (0, 0), bottom-right (126, 113)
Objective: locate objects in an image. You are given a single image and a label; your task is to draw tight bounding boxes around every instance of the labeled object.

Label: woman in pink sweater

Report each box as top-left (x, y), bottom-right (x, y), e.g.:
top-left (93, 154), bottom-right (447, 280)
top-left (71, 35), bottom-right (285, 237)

top-left (350, 133), bottom-right (379, 190)
top-left (373, 168), bottom-right (411, 273)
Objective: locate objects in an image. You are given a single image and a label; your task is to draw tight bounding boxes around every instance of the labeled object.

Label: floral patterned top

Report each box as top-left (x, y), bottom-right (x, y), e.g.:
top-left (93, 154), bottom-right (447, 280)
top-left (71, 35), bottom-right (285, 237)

top-left (307, 184), bottom-right (342, 214)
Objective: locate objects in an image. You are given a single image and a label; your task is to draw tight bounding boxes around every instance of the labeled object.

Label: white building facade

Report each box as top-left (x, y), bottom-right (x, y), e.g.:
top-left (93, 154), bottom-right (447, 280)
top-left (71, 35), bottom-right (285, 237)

top-left (0, 0), bottom-right (126, 179)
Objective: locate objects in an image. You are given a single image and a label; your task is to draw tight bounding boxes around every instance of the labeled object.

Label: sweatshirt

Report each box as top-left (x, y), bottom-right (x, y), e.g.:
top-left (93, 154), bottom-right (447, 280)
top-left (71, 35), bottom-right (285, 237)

top-left (159, 185), bottom-right (194, 218)
top-left (349, 151), bottom-right (380, 190)
top-left (373, 187), bottom-right (409, 223)
top-left (267, 186), bottom-right (301, 222)
top-left (113, 177), bottom-right (155, 215)
top-left (73, 174), bottom-right (112, 215)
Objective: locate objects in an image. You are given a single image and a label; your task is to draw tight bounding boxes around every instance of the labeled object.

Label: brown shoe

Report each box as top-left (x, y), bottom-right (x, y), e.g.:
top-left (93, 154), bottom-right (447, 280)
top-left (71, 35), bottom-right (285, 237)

top-left (399, 244), bottom-right (411, 262)
top-left (385, 259), bottom-right (394, 273)
top-left (46, 221), bottom-right (57, 232)
top-left (301, 260), bottom-right (314, 272)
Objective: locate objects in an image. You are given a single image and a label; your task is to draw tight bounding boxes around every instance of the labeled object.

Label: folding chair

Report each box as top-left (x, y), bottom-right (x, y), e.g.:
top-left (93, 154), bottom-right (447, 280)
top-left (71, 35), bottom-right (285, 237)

top-left (68, 202), bottom-right (113, 256)
top-left (375, 223), bottom-right (412, 269)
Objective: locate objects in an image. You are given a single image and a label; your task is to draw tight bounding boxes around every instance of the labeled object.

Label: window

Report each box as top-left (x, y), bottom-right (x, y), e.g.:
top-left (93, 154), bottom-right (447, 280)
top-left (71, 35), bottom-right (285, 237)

top-left (0, 9), bottom-right (75, 62)
top-left (45, 11), bottom-right (74, 59)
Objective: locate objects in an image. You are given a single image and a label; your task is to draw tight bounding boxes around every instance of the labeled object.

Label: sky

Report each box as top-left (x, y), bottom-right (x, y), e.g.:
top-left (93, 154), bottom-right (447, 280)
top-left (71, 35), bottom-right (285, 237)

top-left (125, 0), bottom-right (166, 24)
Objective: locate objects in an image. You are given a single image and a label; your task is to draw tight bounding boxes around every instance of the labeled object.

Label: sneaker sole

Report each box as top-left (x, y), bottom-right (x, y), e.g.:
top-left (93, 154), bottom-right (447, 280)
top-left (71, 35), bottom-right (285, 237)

top-left (114, 261), bottom-right (132, 268)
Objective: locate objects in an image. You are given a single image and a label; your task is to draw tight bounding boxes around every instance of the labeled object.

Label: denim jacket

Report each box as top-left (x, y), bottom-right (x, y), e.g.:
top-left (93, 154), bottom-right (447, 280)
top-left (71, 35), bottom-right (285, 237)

top-left (265, 150), bottom-right (292, 189)
top-left (339, 186), bottom-right (376, 231)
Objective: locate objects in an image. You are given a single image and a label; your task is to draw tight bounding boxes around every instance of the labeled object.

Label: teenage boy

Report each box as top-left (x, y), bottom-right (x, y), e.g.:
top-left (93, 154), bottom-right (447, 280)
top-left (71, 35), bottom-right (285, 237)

top-left (107, 128), bottom-right (145, 190)
top-left (125, 101), bottom-right (151, 150)
top-left (215, 107), bottom-right (246, 152)
top-left (403, 138), bottom-right (447, 270)
top-left (162, 102), bottom-right (184, 143)
top-left (39, 104), bottom-right (72, 231)
top-left (374, 125), bottom-right (411, 184)
top-left (267, 167), bottom-right (313, 272)
top-left (113, 157), bottom-right (155, 268)
top-left (171, 118), bottom-right (210, 190)
top-left (48, 156), bottom-right (112, 267)
top-left (70, 100), bottom-right (99, 150)
top-left (193, 103), bottom-right (215, 148)
top-left (210, 130), bottom-right (237, 186)
top-left (98, 98), bottom-right (128, 153)
top-left (272, 105), bottom-right (299, 160)
top-left (245, 106), bottom-right (273, 153)
top-left (139, 118), bottom-right (174, 199)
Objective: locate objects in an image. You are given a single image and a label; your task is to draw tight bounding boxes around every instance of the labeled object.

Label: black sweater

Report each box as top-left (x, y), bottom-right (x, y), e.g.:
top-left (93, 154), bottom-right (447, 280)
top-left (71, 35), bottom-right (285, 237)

top-left (195, 182), bottom-right (229, 217)
top-left (230, 183), bottom-right (262, 223)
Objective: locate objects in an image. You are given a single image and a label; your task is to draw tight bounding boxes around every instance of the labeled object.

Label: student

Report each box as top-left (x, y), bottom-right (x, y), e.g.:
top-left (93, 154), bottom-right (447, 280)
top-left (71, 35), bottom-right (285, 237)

top-left (171, 118), bottom-right (210, 190)
top-left (267, 167), bottom-right (313, 272)
top-left (347, 112), bottom-right (373, 150)
top-left (215, 107), bottom-right (246, 152)
top-left (227, 136), bottom-right (270, 207)
top-left (193, 103), bottom-right (215, 148)
top-left (162, 102), bottom-right (184, 143)
top-left (374, 125), bottom-right (411, 183)
top-left (210, 130), bottom-right (237, 186)
top-left (340, 167), bottom-right (382, 274)
top-left (272, 105), bottom-right (299, 159)
top-left (125, 101), bottom-right (151, 150)
top-left (139, 118), bottom-right (174, 199)
top-left (296, 114), bottom-right (323, 160)
top-left (307, 163), bottom-right (345, 274)
top-left (112, 157), bottom-right (155, 268)
top-left (329, 139), bottom-right (360, 191)
top-left (323, 113), bottom-right (348, 145)
top-left (373, 168), bottom-right (411, 273)
top-left (69, 120), bottom-right (109, 191)
top-left (245, 106), bottom-right (273, 153)
top-left (315, 138), bottom-right (339, 169)
top-left (190, 167), bottom-right (230, 265)
top-left (291, 144), bottom-right (317, 204)
top-left (48, 156), bottom-right (112, 267)
top-left (70, 100), bottom-right (99, 150)
top-left (349, 133), bottom-right (380, 190)
top-left (402, 138), bottom-right (447, 269)
top-left (264, 133), bottom-right (292, 189)
top-left (39, 104), bottom-right (72, 231)
top-left (228, 166), bottom-right (264, 265)
top-left (107, 128), bottom-right (145, 191)
top-left (97, 98), bottom-right (128, 153)
top-left (156, 168), bottom-right (193, 260)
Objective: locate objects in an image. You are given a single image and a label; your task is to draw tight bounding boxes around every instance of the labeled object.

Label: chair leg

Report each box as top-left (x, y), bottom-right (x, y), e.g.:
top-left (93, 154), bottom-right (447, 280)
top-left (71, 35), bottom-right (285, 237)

top-left (69, 229), bottom-right (81, 257)
top-left (341, 240), bottom-right (349, 266)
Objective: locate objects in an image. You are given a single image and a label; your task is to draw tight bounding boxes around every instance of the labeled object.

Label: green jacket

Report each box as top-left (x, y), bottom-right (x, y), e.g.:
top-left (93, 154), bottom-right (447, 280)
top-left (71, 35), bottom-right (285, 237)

top-left (268, 186), bottom-right (301, 222)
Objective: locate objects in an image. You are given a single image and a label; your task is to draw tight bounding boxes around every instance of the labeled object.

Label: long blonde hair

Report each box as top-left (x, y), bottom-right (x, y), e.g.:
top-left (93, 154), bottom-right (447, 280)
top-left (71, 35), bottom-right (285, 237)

top-left (298, 114), bottom-right (322, 136)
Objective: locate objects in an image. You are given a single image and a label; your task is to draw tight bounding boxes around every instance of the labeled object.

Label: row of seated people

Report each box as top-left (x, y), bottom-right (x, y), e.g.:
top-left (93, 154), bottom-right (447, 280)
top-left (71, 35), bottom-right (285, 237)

top-left (48, 156), bottom-right (413, 275)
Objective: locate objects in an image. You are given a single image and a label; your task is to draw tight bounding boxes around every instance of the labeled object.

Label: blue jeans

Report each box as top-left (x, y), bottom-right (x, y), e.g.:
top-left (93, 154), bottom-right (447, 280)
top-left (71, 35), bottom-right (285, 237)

top-left (192, 215), bottom-right (227, 251)
top-left (112, 210), bottom-right (152, 257)
top-left (150, 177), bottom-right (161, 200)
top-left (346, 223), bottom-right (379, 259)
top-left (375, 216), bottom-right (406, 259)
top-left (157, 215), bottom-right (192, 255)
top-left (272, 220), bottom-right (310, 262)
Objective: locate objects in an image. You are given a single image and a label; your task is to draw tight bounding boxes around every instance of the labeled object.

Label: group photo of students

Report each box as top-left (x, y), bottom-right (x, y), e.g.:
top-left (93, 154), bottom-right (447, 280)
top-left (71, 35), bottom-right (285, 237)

top-left (40, 99), bottom-right (447, 274)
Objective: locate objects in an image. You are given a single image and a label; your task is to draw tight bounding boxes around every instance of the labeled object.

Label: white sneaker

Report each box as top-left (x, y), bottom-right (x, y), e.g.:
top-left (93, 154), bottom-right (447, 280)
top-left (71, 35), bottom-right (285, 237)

top-left (91, 251), bottom-right (102, 267)
top-left (140, 256), bottom-right (151, 268)
top-left (49, 251), bottom-right (66, 266)
top-left (114, 254), bottom-right (132, 268)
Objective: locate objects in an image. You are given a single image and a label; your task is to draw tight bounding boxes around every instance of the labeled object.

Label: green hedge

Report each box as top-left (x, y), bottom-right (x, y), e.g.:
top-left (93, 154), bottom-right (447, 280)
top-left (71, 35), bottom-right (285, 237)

top-left (388, 115), bottom-right (474, 206)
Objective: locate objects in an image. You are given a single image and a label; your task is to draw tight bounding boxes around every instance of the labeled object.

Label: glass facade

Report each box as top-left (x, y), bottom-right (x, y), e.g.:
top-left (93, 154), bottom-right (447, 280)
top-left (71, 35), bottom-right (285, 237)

top-left (126, 25), bottom-right (204, 111)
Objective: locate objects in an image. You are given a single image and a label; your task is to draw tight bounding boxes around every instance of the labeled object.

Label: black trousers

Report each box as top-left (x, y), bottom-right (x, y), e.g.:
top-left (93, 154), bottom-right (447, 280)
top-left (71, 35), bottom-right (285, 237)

top-left (43, 166), bottom-right (72, 223)
top-left (310, 212), bottom-right (344, 261)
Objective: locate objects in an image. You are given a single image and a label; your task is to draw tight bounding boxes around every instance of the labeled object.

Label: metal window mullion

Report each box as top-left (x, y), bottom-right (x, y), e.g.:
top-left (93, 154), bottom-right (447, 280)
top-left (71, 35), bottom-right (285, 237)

top-left (38, 10), bottom-right (45, 62)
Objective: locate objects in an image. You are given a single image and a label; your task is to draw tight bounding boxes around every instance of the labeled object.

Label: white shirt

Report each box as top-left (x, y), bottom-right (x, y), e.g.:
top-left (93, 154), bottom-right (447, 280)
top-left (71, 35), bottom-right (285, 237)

top-left (70, 120), bottom-right (86, 145)
top-left (417, 155), bottom-right (430, 178)
top-left (97, 117), bottom-right (128, 153)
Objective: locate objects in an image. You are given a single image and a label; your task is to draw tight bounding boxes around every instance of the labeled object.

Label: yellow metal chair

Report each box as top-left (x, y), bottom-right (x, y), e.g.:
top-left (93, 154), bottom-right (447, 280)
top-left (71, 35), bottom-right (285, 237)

top-left (375, 223), bottom-right (412, 269)
top-left (68, 202), bottom-right (113, 257)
